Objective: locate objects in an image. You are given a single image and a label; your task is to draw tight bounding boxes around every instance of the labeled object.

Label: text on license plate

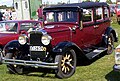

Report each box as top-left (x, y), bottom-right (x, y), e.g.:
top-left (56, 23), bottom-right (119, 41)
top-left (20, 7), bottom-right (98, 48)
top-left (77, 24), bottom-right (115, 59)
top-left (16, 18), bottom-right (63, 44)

top-left (30, 46), bottom-right (46, 51)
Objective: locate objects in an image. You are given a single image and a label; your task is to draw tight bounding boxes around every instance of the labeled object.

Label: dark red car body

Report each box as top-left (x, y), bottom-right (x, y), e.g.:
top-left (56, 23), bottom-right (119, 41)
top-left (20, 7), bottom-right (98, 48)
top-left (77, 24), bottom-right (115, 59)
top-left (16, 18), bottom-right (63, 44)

top-left (0, 20), bottom-right (41, 49)
top-left (0, 2), bottom-right (118, 78)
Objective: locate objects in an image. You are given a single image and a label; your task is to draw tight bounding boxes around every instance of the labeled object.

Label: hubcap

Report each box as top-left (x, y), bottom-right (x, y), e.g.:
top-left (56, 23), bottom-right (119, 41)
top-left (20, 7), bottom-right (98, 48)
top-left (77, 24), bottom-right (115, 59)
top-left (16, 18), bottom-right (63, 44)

top-left (61, 53), bottom-right (74, 74)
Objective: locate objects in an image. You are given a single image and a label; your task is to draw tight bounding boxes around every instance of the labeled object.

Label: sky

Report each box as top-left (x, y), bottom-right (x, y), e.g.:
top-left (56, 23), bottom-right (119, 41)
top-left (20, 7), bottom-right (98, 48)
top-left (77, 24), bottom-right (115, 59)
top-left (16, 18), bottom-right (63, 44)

top-left (0, 0), bottom-right (116, 7)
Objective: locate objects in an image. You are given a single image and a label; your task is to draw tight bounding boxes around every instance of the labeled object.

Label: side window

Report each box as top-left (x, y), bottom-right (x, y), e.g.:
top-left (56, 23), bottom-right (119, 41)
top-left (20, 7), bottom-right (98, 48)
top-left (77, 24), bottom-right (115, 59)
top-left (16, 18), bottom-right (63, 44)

top-left (83, 9), bottom-right (93, 22)
top-left (95, 7), bottom-right (103, 20)
top-left (104, 7), bottom-right (109, 19)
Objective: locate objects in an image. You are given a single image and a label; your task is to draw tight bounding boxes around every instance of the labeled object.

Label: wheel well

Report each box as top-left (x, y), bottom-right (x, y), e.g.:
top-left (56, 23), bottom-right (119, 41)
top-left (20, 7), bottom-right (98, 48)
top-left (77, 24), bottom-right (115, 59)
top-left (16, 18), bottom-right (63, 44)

top-left (69, 46), bottom-right (87, 66)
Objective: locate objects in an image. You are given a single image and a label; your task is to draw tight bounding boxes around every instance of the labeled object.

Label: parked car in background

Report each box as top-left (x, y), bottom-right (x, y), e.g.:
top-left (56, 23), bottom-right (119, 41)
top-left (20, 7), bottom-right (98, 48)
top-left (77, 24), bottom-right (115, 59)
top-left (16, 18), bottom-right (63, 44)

top-left (0, 20), bottom-right (42, 50)
top-left (115, 4), bottom-right (120, 24)
top-left (0, 2), bottom-right (118, 78)
top-left (114, 44), bottom-right (120, 71)
top-left (109, 4), bottom-right (116, 16)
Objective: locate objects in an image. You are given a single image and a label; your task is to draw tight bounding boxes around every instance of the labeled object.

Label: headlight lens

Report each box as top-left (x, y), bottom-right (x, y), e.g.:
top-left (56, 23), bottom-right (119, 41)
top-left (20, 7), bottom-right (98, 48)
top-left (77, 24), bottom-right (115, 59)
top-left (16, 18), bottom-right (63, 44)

top-left (115, 48), bottom-right (120, 64)
top-left (41, 35), bottom-right (52, 45)
top-left (18, 34), bottom-right (27, 45)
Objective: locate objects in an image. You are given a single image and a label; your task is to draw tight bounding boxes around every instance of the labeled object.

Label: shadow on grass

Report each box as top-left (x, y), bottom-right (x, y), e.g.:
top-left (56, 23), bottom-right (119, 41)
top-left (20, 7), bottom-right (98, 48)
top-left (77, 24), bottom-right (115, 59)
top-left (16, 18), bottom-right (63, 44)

top-left (22, 68), bottom-right (57, 79)
top-left (25, 73), bottom-right (56, 79)
top-left (105, 70), bottom-right (120, 81)
top-left (78, 52), bottom-right (106, 66)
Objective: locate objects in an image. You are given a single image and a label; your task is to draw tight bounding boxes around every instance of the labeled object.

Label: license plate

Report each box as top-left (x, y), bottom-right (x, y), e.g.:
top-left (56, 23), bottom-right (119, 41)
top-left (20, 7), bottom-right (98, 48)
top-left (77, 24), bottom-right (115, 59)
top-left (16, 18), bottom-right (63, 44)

top-left (30, 46), bottom-right (46, 51)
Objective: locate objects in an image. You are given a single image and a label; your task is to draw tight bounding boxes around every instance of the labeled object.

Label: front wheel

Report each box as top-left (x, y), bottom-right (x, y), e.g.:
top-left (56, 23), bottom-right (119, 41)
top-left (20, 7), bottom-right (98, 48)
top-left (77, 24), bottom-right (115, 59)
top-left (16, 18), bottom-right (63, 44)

top-left (107, 33), bottom-right (114, 54)
top-left (55, 49), bottom-right (76, 78)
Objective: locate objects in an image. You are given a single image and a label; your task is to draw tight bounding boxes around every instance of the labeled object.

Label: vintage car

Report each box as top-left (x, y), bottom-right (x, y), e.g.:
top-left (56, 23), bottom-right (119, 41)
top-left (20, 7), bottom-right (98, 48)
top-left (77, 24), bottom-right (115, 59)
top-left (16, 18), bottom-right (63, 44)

top-left (0, 2), bottom-right (118, 78)
top-left (0, 20), bottom-right (41, 50)
top-left (113, 44), bottom-right (120, 71)
top-left (115, 3), bottom-right (120, 24)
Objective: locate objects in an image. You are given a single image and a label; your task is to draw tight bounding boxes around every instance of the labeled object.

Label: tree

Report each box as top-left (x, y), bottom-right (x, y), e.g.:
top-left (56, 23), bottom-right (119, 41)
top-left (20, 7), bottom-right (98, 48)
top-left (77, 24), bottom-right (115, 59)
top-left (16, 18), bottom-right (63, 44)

top-left (95, 0), bottom-right (100, 2)
top-left (106, 0), bottom-right (113, 4)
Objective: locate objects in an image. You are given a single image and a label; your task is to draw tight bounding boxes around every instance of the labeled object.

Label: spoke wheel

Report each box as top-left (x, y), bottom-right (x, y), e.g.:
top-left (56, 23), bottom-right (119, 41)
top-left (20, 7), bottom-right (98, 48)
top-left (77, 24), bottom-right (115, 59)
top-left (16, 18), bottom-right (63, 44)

top-left (55, 49), bottom-right (76, 78)
top-left (5, 53), bottom-right (24, 74)
top-left (107, 33), bottom-right (114, 54)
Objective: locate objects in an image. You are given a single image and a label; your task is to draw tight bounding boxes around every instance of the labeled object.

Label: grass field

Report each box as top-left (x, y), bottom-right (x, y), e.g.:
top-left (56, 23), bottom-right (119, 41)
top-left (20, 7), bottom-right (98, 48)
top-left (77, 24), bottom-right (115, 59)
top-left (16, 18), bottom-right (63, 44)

top-left (0, 16), bottom-right (120, 81)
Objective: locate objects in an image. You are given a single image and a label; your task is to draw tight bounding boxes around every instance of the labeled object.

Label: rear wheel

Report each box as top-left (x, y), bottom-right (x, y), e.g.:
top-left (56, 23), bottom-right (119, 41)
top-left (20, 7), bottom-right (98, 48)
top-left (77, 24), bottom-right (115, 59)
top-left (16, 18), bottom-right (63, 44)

top-left (107, 33), bottom-right (114, 54)
top-left (55, 49), bottom-right (76, 78)
top-left (5, 53), bottom-right (24, 74)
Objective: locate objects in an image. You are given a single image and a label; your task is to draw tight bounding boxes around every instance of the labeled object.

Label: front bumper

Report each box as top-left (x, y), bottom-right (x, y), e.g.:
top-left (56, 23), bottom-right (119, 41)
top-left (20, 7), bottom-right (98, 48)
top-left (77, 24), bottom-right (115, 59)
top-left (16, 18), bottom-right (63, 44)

top-left (113, 64), bottom-right (120, 71)
top-left (0, 55), bottom-right (58, 69)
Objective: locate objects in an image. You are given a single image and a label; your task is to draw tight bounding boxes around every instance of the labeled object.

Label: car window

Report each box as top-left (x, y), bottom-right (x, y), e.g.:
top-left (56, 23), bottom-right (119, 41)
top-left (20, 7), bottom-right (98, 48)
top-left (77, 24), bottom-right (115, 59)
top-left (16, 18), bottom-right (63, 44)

top-left (118, 4), bottom-right (120, 9)
top-left (104, 7), bottom-right (109, 19)
top-left (95, 7), bottom-right (103, 20)
top-left (20, 22), bottom-right (40, 32)
top-left (83, 9), bottom-right (93, 22)
top-left (45, 11), bottom-right (77, 23)
top-left (0, 22), bottom-right (18, 32)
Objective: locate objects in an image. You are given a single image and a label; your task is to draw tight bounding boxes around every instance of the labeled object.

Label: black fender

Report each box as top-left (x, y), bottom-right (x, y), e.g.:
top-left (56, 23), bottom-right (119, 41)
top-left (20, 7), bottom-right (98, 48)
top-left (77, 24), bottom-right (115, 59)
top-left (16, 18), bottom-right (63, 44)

top-left (52, 41), bottom-right (86, 62)
top-left (4, 40), bottom-right (20, 53)
top-left (103, 27), bottom-right (118, 45)
top-left (3, 40), bottom-right (29, 56)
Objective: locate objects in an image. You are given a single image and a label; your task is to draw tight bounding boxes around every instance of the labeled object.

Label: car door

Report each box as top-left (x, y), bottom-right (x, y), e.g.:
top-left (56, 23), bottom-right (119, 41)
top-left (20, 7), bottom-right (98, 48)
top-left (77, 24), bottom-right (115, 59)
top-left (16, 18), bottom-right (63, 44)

top-left (94, 7), bottom-right (110, 45)
top-left (72, 8), bottom-right (97, 48)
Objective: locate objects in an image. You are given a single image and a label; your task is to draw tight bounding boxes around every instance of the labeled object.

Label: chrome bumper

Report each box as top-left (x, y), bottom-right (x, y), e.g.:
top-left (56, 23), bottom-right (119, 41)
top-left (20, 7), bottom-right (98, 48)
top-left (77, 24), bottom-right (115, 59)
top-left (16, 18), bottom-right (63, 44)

top-left (0, 57), bottom-right (58, 69)
top-left (113, 64), bottom-right (120, 71)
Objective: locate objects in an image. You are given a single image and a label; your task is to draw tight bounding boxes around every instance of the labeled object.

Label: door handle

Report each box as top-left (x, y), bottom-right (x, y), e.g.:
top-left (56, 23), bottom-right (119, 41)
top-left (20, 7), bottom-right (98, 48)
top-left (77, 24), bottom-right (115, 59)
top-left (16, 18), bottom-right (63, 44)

top-left (94, 25), bottom-right (99, 28)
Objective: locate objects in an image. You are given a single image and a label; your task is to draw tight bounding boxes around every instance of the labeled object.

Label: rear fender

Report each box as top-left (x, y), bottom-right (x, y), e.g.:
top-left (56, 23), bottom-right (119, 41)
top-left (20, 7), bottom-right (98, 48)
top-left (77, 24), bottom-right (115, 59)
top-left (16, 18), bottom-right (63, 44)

top-left (103, 27), bottom-right (118, 45)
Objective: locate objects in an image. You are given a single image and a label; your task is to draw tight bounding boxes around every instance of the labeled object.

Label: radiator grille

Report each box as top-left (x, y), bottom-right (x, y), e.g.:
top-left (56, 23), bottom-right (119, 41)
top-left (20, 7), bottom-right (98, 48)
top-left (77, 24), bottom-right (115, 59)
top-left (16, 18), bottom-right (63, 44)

top-left (30, 33), bottom-right (42, 45)
top-left (30, 32), bottom-right (46, 61)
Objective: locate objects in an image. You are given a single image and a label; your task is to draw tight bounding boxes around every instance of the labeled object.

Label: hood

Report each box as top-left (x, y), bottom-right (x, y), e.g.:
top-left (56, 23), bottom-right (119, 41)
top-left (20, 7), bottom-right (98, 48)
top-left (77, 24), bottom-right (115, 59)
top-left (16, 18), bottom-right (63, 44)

top-left (43, 24), bottom-right (74, 33)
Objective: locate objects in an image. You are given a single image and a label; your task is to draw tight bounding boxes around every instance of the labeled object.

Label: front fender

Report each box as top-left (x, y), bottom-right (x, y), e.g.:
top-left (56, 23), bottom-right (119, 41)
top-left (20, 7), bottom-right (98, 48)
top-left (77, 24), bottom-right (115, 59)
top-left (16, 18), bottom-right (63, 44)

top-left (52, 41), bottom-right (87, 64)
top-left (4, 40), bottom-right (20, 53)
top-left (52, 41), bottom-right (83, 54)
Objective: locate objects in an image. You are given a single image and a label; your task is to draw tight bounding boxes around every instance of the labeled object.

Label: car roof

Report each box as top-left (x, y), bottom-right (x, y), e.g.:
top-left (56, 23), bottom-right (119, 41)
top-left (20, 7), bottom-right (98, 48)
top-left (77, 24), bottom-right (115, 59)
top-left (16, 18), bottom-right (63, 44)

top-left (44, 2), bottom-right (109, 11)
top-left (0, 20), bottom-right (40, 23)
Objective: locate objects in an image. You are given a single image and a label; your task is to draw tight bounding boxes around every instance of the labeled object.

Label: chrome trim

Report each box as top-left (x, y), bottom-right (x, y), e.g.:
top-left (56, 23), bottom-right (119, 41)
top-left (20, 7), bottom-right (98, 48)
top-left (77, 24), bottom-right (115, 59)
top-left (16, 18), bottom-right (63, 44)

top-left (1, 57), bottom-right (58, 69)
top-left (113, 64), bottom-right (120, 71)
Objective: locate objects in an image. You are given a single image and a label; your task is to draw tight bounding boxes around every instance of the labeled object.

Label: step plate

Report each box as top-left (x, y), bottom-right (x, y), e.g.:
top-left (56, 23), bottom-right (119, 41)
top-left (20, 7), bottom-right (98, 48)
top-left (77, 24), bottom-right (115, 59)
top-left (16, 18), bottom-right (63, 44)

top-left (86, 47), bottom-right (107, 59)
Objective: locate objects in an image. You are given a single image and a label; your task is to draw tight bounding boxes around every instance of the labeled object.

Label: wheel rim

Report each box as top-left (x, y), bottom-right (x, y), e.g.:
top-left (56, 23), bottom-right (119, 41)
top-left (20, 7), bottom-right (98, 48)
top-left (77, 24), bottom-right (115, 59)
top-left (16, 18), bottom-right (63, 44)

top-left (61, 52), bottom-right (74, 74)
top-left (107, 36), bottom-right (114, 53)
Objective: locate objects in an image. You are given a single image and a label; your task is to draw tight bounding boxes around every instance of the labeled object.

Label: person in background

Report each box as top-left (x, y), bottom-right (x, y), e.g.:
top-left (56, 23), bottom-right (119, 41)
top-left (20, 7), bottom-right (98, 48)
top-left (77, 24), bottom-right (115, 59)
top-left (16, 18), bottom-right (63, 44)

top-left (37, 5), bottom-right (43, 21)
top-left (0, 12), bottom-right (3, 21)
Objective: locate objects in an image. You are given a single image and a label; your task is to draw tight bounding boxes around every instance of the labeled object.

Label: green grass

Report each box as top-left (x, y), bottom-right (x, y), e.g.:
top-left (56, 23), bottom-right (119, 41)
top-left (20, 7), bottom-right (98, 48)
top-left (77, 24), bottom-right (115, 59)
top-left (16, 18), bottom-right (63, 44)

top-left (1, 16), bottom-right (120, 81)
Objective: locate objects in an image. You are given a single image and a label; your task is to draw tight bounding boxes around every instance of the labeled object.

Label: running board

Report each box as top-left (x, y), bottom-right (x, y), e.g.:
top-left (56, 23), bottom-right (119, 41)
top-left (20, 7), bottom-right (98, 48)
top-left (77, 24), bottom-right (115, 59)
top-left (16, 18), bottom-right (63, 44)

top-left (85, 47), bottom-right (107, 59)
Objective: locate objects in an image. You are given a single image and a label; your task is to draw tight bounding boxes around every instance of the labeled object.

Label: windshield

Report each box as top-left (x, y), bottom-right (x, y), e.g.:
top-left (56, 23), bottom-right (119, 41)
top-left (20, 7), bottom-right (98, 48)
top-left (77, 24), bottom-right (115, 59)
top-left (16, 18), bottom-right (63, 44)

top-left (20, 22), bottom-right (41, 31)
top-left (0, 22), bottom-right (18, 32)
top-left (0, 22), bottom-right (41, 33)
top-left (44, 11), bottom-right (78, 23)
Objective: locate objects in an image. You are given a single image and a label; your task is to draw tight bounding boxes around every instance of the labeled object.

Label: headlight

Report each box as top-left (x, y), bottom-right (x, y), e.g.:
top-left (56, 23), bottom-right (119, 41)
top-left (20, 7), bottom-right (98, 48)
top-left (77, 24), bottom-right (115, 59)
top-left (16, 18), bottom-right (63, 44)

top-left (115, 46), bottom-right (120, 64)
top-left (18, 34), bottom-right (27, 45)
top-left (41, 35), bottom-right (52, 45)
